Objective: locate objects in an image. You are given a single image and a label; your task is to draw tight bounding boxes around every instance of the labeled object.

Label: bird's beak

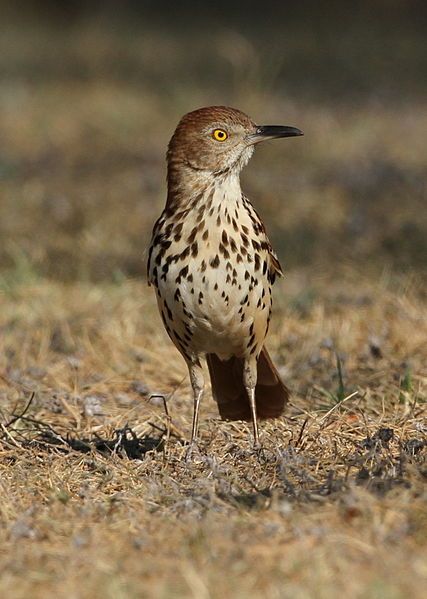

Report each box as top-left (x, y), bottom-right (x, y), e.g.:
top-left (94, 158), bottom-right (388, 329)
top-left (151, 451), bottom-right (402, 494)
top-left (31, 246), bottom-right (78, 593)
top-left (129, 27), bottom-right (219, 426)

top-left (248, 125), bottom-right (303, 144)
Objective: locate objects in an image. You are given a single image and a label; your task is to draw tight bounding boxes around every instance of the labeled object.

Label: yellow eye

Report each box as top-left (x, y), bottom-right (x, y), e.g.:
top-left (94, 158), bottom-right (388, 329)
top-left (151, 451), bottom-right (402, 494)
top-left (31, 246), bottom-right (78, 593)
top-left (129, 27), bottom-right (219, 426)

top-left (212, 129), bottom-right (228, 141)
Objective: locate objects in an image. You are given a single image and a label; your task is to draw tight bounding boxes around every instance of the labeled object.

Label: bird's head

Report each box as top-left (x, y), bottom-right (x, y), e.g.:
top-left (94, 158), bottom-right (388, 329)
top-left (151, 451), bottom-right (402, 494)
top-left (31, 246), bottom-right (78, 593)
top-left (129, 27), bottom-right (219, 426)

top-left (167, 105), bottom-right (303, 176)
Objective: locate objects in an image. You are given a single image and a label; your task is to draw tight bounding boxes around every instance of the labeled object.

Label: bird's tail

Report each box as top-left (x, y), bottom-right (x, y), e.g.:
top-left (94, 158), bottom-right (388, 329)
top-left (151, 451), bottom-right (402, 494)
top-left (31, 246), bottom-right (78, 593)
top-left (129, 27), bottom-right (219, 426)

top-left (206, 347), bottom-right (289, 421)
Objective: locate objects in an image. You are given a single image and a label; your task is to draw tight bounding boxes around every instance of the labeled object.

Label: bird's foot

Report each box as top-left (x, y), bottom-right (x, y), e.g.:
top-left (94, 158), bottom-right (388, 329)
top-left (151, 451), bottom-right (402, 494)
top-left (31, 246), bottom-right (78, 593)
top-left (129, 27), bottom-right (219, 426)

top-left (185, 440), bottom-right (202, 463)
top-left (252, 442), bottom-right (268, 462)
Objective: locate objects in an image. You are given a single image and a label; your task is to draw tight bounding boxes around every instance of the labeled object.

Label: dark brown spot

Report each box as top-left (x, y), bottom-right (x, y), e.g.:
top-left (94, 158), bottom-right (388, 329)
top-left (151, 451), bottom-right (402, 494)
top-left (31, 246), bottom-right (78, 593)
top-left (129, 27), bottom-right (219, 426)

top-left (174, 221), bottom-right (183, 237)
top-left (187, 227), bottom-right (197, 244)
top-left (180, 246), bottom-right (190, 260)
top-left (241, 233), bottom-right (249, 247)
top-left (210, 255), bottom-right (220, 268)
top-left (183, 307), bottom-right (193, 319)
top-left (165, 302), bottom-right (173, 321)
top-left (219, 243), bottom-right (230, 259)
top-left (263, 260), bottom-right (268, 275)
top-left (175, 265), bottom-right (188, 283)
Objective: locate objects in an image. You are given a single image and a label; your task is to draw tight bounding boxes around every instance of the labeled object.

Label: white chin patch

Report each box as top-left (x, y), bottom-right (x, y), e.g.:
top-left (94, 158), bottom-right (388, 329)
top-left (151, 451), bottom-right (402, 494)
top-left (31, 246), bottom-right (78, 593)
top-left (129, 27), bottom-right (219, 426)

top-left (238, 145), bottom-right (254, 170)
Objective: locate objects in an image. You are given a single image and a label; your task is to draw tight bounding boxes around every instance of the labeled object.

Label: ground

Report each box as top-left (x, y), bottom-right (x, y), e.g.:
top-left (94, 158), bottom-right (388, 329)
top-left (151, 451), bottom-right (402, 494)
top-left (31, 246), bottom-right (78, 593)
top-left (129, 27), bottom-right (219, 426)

top-left (0, 6), bottom-right (426, 598)
top-left (0, 275), bottom-right (425, 598)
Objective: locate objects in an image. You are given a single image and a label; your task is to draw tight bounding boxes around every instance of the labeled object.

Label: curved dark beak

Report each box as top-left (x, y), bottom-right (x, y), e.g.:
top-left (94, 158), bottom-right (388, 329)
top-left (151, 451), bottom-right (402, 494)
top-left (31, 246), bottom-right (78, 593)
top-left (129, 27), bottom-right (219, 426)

top-left (248, 125), bottom-right (303, 144)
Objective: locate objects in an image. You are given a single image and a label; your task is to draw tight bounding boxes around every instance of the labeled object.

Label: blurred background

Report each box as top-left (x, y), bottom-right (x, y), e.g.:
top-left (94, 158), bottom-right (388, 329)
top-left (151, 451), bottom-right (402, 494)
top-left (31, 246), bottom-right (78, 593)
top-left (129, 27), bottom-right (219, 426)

top-left (1, 0), bottom-right (426, 285)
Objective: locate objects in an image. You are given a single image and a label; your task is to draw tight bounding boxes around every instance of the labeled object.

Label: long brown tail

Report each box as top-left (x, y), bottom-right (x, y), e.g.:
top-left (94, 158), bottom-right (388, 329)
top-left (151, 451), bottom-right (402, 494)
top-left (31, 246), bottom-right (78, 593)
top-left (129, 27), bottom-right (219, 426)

top-left (206, 347), bottom-right (289, 421)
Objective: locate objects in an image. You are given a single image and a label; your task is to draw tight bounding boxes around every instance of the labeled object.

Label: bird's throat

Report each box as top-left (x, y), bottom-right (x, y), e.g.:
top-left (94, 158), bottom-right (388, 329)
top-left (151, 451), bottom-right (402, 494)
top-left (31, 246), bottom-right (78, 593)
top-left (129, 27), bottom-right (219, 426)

top-left (166, 162), bottom-right (242, 216)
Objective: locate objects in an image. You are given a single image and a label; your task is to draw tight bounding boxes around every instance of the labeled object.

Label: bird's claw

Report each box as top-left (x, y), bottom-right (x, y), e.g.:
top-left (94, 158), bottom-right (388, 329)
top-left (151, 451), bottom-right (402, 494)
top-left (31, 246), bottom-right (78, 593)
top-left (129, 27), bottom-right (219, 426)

top-left (185, 441), bottom-right (202, 463)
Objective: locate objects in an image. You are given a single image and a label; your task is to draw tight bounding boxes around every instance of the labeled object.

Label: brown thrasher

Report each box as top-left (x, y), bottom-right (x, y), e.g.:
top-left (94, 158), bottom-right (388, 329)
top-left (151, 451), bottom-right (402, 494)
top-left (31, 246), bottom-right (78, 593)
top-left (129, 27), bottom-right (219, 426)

top-left (147, 106), bottom-right (303, 449)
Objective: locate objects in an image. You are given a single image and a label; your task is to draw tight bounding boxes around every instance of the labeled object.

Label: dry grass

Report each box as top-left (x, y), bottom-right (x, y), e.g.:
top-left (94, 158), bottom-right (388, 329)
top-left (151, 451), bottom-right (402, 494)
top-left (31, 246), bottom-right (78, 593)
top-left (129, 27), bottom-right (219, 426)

top-left (1, 7), bottom-right (426, 598)
top-left (0, 274), bottom-right (425, 599)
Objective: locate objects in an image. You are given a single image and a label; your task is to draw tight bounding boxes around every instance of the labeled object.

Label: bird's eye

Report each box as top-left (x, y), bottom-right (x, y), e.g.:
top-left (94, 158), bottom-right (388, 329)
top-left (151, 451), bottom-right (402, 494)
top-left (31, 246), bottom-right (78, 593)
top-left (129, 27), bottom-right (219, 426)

top-left (212, 129), bottom-right (228, 141)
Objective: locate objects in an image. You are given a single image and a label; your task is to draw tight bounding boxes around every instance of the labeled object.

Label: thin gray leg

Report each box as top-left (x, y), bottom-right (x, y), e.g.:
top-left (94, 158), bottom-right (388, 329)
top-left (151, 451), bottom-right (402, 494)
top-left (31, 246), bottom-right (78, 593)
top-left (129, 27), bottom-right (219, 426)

top-left (243, 358), bottom-right (260, 448)
top-left (188, 361), bottom-right (205, 450)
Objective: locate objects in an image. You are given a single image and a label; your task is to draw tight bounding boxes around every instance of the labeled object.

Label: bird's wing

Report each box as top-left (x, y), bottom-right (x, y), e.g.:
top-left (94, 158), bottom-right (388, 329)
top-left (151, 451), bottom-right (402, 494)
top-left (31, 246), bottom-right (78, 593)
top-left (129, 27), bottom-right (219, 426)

top-left (241, 193), bottom-right (284, 283)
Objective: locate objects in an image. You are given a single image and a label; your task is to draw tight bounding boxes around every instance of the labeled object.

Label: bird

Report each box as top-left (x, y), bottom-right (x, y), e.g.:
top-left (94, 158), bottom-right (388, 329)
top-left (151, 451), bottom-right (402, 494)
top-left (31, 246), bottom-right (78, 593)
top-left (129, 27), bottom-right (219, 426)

top-left (147, 106), bottom-right (303, 450)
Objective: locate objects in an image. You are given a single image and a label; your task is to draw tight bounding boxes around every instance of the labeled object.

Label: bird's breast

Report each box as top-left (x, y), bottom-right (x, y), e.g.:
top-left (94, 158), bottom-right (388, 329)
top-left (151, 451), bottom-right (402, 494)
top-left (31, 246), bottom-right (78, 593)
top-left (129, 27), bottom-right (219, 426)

top-left (149, 185), bottom-right (274, 358)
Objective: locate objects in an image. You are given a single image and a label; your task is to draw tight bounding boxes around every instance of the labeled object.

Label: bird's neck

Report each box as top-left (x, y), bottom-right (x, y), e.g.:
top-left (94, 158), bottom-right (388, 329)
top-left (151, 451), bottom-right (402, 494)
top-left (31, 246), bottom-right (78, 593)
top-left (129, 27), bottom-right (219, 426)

top-left (166, 161), bottom-right (242, 215)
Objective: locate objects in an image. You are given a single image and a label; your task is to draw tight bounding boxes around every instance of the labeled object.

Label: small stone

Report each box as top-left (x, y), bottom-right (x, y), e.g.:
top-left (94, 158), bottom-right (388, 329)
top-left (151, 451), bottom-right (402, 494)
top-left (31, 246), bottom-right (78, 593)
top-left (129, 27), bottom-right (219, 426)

top-left (369, 336), bottom-right (383, 359)
top-left (115, 393), bottom-right (134, 406)
top-left (130, 381), bottom-right (150, 396)
top-left (26, 366), bottom-right (47, 379)
top-left (67, 356), bottom-right (81, 370)
top-left (10, 518), bottom-right (36, 540)
top-left (82, 395), bottom-right (104, 417)
top-left (320, 337), bottom-right (333, 349)
top-left (377, 427), bottom-right (393, 444)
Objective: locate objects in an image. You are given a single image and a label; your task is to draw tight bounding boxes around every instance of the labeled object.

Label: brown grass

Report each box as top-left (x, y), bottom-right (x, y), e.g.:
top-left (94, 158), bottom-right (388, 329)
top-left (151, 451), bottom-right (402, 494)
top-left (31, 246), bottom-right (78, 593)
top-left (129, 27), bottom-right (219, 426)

top-left (0, 275), bottom-right (425, 599)
top-left (0, 8), bottom-right (426, 598)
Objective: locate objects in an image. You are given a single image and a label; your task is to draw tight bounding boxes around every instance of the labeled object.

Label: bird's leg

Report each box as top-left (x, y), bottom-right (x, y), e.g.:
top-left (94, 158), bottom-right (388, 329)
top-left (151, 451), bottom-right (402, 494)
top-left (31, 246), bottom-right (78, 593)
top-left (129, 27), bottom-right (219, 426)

top-left (186, 361), bottom-right (204, 460)
top-left (243, 358), bottom-right (260, 449)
